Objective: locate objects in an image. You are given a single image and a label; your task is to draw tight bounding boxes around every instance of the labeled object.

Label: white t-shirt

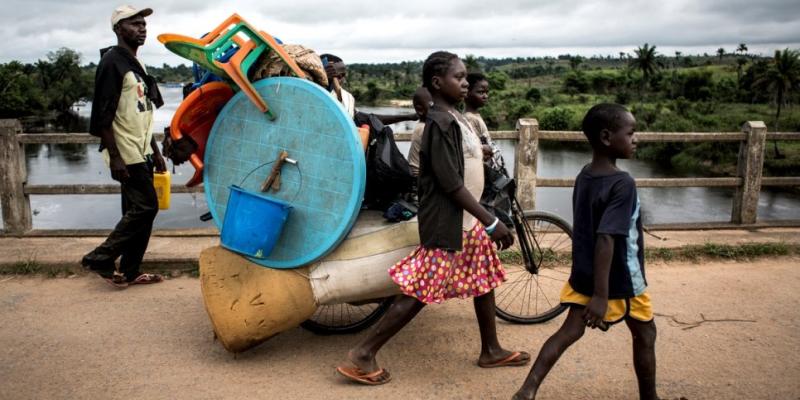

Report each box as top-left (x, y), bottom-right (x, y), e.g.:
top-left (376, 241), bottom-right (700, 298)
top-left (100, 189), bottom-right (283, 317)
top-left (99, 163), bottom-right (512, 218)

top-left (407, 122), bottom-right (425, 177)
top-left (450, 111), bottom-right (484, 231)
top-left (101, 67), bottom-right (154, 166)
top-left (331, 88), bottom-right (355, 119)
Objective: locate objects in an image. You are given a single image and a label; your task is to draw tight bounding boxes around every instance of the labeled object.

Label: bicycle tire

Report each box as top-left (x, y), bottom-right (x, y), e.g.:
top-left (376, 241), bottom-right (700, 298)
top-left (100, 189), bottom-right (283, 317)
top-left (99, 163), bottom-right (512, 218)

top-left (300, 297), bottom-right (393, 335)
top-left (495, 211), bottom-right (572, 324)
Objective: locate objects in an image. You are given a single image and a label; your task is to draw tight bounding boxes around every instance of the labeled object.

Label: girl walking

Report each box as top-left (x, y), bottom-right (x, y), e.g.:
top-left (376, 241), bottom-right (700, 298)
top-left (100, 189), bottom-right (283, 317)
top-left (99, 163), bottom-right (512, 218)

top-left (336, 51), bottom-right (529, 385)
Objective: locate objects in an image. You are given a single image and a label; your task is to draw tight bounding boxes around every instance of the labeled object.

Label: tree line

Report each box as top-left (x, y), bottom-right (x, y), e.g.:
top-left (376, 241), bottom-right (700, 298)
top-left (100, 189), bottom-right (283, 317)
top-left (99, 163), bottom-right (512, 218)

top-left (0, 48), bottom-right (193, 120)
top-left (2, 44), bottom-right (798, 135)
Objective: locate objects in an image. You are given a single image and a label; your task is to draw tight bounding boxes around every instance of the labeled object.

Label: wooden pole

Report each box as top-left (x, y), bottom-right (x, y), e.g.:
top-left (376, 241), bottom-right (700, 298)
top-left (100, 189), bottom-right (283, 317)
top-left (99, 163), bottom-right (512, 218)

top-left (0, 119), bottom-right (32, 234)
top-left (515, 119), bottom-right (538, 211)
top-left (731, 121), bottom-right (767, 224)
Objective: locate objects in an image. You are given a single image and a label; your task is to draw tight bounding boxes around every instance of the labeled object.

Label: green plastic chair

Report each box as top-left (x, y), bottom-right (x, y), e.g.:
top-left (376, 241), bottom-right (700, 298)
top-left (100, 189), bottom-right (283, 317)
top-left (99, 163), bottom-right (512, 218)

top-left (216, 39), bottom-right (275, 119)
top-left (159, 14), bottom-right (309, 118)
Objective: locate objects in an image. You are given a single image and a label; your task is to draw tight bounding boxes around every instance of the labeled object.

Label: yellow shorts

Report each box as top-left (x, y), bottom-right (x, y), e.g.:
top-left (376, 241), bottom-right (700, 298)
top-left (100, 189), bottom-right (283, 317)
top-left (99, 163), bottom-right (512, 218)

top-left (560, 282), bottom-right (653, 324)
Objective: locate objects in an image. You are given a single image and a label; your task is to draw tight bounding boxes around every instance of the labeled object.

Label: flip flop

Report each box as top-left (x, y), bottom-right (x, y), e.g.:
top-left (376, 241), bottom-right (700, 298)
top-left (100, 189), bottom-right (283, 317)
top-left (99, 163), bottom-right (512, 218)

top-left (478, 351), bottom-right (531, 368)
top-left (336, 366), bottom-right (392, 385)
top-left (128, 273), bottom-right (164, 285)
top-left (102, 271), bottom-right (129, 289)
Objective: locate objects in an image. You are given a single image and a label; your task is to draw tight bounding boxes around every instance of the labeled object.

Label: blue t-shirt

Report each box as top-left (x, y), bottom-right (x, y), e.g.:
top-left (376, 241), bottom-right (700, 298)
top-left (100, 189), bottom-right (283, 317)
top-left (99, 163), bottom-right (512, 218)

top-left (570, 166), bottom-right (646, 299)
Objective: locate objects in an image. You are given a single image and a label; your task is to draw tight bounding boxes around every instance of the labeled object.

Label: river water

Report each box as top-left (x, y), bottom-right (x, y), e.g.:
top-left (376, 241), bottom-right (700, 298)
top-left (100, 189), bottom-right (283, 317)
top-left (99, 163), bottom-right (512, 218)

top-left (11, 86), bottom-right (800, 229)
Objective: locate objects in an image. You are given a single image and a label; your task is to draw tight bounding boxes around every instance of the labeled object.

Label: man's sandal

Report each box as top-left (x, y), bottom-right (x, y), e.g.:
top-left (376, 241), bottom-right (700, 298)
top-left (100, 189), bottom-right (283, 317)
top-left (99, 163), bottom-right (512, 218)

top-left (128, 273), bottom-right (163, 285)
top-left (102, 271), bottom-right (129, 289)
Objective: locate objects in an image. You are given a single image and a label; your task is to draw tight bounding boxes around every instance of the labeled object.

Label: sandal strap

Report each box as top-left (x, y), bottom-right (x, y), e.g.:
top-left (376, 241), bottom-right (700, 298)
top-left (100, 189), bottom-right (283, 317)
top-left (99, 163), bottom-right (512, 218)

top-left (359, 368), bottom-right (385, 379)
top-left (133, 273), bottom-right (162, 283)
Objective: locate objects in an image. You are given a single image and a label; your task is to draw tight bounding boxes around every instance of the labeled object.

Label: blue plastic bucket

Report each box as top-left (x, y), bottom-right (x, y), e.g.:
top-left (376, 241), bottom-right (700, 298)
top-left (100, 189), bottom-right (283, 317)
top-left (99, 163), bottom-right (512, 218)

top-left (220, 185), bottom-right (292, 259)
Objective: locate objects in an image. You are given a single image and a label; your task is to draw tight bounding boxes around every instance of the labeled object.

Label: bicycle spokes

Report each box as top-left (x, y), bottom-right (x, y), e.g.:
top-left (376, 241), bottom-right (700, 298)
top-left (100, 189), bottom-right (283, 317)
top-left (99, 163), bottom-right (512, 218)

top-left (495, 211), bottom-right (572, 324)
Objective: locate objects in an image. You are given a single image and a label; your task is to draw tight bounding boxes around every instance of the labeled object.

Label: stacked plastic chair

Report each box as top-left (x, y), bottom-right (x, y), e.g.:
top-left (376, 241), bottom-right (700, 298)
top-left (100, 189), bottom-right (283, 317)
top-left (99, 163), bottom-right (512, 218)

top-left (160, 14), bottom-right (310, 186)
top-left (158, 13), bottom-right (307, 120)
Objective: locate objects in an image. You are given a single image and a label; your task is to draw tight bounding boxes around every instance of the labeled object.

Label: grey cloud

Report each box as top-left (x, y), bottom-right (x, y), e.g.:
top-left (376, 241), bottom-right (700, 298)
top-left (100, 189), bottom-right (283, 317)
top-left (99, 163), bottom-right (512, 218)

top-left (695, 0), bottom-right (800, 23)
top-left (1, 0), bottom-right (799, 65)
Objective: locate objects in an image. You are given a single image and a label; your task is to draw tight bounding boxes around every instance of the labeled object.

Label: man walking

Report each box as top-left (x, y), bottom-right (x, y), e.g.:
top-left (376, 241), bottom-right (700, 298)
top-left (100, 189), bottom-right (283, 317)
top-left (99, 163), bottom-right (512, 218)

top-left (82, 5), bottom-right (166, 288)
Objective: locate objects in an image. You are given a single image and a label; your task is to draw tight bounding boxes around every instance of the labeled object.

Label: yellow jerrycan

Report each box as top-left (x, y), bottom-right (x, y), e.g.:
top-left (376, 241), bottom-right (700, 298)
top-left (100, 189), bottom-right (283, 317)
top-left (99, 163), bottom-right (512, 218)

top-left (153, 171), bottom-right (171, 210)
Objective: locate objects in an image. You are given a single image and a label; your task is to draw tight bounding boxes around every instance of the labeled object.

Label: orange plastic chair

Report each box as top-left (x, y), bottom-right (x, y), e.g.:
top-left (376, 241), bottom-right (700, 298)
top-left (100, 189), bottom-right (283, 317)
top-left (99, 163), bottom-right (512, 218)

top-left (157, 14), bottom-right (244, 47)
top-left (215, 39), bottom-right (275, 119)
top-left (169, 82), bottom-right (235, 187)
top-left (160, 14), bottom-right (309, 119)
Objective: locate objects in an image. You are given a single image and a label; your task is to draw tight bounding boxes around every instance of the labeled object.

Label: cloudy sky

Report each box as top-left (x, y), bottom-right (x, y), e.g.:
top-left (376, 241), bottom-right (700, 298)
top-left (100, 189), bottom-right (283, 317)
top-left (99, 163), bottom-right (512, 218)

top-left (1, 0), bottom-right (799, 66)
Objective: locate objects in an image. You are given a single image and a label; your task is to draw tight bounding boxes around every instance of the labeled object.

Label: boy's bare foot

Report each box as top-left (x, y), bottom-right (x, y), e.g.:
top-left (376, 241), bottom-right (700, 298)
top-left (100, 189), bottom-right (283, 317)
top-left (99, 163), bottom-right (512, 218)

top-left (478, 348), bottom-right (531, 368)
top-left (336, 348), bottom-right (391, 385)
top-left (346, 348), bottom-right (380, 374)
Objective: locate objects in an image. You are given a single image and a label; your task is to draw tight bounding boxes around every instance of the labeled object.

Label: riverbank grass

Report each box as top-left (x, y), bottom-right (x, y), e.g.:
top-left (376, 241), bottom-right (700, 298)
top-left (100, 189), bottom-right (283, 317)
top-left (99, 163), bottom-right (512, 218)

top-left (498, 242), bottom-right (798, 265)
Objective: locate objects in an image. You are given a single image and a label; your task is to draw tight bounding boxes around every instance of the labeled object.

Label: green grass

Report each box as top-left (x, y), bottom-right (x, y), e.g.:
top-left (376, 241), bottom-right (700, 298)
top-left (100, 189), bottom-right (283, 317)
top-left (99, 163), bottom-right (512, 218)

top-left (499, 242), bottom-right (798, 265)
top-left (2, 258), bottom-right (43, 275)
top-left (0, 261), bottom-right (199, 277)
top-left (668, 242), bottom-right (794, 261)
top-left (1, 244), bottom-right (794, 277)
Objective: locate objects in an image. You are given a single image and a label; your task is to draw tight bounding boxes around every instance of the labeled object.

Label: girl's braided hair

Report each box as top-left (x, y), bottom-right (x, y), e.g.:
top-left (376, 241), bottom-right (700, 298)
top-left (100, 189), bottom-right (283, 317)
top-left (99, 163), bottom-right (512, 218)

top-left (467, 72), bottom-right (487, 89)
top-left (422, 51), bottom-right (459, 89)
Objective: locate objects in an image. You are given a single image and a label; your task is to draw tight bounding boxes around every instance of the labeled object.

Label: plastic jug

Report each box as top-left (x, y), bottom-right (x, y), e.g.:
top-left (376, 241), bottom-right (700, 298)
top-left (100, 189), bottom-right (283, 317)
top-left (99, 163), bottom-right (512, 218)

top-left (153, 171), bottom-right (171, 210)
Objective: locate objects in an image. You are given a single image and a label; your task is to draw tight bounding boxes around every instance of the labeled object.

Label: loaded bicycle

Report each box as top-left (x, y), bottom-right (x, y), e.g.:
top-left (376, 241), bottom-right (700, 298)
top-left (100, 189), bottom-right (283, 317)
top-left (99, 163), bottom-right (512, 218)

top-left (301, 141), bottom-right (572, 334)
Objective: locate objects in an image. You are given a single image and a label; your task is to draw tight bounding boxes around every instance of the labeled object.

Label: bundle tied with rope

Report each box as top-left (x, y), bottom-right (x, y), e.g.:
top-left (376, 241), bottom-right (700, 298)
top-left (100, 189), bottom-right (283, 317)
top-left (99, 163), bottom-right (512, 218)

top-left (252, 44), bottom-right (328, 88)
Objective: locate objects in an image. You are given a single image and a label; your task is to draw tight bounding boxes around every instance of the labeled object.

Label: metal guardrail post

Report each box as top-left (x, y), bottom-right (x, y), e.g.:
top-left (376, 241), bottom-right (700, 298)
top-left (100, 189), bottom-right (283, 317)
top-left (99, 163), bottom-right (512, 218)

top-left (515, 118), bottom-right (539, 211)
top-left (731, 121), bottom-right (767, 224)
top-left (0, 119), bottom-right (32, 233)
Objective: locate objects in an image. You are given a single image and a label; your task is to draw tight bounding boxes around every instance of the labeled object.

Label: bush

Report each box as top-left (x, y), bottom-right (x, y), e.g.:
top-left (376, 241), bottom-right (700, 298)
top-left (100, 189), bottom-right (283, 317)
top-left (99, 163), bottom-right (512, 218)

top-left (563, 72), bottom-right (589, 94)
top-left (507, 99), bottom-right (535, 123)
top-left (650, 115), bottom-right (694, 132)
top-left (487, 71), bottom-right (509, 91)
top-left (630, 104), bottom-right (663, 129)
top-left (614, 90), bottom-right (631, 105)
top-left (672, 97), bottom-right (691, 117)
top-left (682, 70), bottom-right (714, 101)
top-left (525, 87), bottom-right (542, 103)
top-left (538, 107), bottom-right (574, 130)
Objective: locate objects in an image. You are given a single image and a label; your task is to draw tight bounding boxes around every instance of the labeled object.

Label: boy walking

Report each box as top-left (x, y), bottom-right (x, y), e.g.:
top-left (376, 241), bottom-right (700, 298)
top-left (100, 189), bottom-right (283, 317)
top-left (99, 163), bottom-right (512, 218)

top-left (512, 104), bottom-right (657, 400)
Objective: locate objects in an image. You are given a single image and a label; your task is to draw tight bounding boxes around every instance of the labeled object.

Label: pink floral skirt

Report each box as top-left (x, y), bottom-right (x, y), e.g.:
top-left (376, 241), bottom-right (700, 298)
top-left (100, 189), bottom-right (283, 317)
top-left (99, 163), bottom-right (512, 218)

top-left (389, 223), bottom-right (506, 304)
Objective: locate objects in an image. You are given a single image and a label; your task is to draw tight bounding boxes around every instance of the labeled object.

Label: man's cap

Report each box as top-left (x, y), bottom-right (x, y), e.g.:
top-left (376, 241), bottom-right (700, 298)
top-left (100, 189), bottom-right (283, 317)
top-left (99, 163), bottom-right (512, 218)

top-left (111, 5), bottom-right (152, 28)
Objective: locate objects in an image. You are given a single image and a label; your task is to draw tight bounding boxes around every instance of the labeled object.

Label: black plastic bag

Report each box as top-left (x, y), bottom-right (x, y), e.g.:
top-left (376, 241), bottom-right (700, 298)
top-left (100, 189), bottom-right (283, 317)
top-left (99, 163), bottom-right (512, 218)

top-left (354, 112), bottom-right (415, 211)
top-left (480, 163), bottom-right (515, 229)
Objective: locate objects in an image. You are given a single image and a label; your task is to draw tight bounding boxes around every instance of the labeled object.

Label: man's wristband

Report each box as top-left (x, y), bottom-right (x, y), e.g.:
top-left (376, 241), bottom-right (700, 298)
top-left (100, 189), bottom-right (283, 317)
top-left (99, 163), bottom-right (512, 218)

top-left (485, 217), bottom-right (499, 234)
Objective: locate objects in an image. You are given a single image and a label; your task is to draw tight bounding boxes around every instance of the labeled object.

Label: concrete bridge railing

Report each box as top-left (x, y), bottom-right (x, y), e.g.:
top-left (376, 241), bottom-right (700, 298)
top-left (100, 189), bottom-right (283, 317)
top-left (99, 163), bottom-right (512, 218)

top-left (1, 118), bottom-right (799, 235)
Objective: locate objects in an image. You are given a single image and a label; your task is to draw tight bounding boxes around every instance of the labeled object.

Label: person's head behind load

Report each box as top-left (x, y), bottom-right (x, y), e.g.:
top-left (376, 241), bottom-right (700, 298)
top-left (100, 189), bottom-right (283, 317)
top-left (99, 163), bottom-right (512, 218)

top-left (412, 87), bottom-right (432, 120)
top-left (320, 53), bottom-right (346, 86)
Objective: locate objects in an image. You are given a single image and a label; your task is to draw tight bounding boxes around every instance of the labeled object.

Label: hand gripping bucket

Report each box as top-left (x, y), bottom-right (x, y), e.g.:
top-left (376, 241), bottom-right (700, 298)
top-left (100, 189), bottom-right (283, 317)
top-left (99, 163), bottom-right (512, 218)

top-left (220, 185), bottom-right (292, 259)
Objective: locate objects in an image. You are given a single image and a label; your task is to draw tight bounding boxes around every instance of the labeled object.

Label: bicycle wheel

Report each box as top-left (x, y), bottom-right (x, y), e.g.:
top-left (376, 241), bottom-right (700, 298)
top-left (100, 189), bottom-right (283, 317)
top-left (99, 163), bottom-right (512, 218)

top-left (495, 211), bottom-right (572, 324)
top-left (300, 297), bottom-right (393, 335)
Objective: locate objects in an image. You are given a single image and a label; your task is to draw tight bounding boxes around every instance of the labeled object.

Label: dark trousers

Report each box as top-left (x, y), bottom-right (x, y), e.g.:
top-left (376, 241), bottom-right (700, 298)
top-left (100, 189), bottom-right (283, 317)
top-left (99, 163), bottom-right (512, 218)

top-left (84, 161), bottom-right (158, 280)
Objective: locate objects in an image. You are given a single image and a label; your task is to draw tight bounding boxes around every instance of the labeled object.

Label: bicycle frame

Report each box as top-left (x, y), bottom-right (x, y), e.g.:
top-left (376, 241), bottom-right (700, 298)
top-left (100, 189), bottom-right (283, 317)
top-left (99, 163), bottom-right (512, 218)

top-left (490, 160), bottom-right (543, 276)
top-left (507, 183), bottom-right (543, 275)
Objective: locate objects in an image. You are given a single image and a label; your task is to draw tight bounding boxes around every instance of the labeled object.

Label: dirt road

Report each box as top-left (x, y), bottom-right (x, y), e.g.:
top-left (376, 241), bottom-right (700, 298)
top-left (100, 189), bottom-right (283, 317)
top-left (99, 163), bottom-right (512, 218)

top-left (1, 257), bottom-right (799, 400)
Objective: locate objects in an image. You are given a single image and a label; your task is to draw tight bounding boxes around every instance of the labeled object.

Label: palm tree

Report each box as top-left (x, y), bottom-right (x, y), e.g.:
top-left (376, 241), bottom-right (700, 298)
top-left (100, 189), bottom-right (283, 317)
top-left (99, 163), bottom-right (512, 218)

top-left (717, 47), bottom-right (725, 62)
top-left (737, 43), bottom-right (748, 56)
top-left (629, 43), bottom-right (660, 101)
top-left (755, 49), bottom-right (800, 158)
top-left (736, 57), bottom-right (748, 84)
top-left (463, 54), bottom-right (480, 73)
top-left (569, 56), bottom-right (583, 71)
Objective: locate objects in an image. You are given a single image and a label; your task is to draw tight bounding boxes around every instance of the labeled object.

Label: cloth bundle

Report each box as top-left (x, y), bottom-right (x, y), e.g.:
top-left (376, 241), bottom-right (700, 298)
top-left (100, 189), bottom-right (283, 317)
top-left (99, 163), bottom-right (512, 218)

top-left (252, 44), bottom-right (328, 87)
